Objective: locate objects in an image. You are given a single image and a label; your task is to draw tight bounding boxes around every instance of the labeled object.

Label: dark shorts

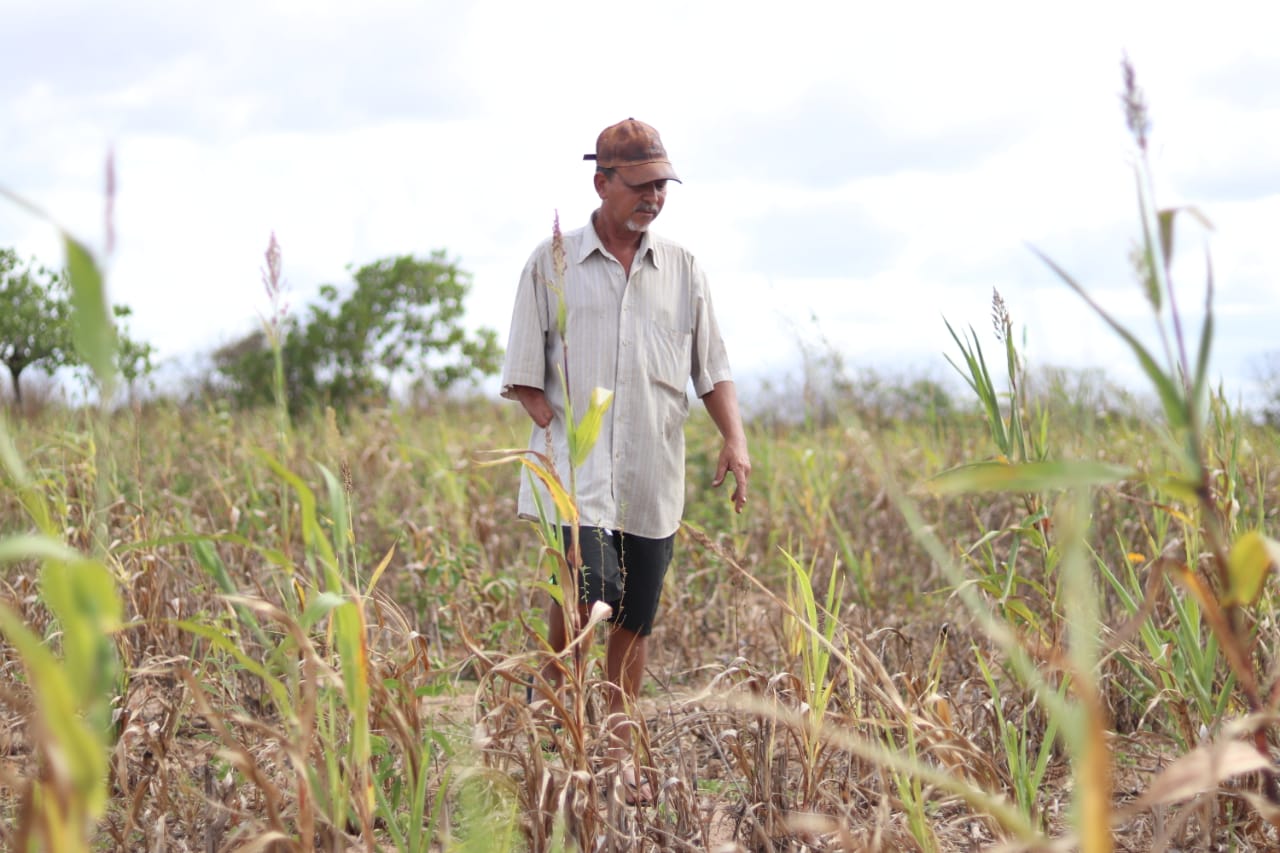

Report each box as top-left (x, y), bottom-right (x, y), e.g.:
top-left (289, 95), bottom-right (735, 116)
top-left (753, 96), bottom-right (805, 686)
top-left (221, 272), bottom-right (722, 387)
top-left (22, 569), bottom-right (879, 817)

top-left (560, 526), bottom-right (674, 637)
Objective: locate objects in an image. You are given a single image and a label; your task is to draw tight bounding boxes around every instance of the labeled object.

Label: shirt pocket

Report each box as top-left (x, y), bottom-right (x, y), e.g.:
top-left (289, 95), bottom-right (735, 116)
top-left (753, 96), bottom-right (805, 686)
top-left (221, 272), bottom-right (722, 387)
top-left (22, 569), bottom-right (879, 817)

top-left (648, 323), bottom-right (691, 393)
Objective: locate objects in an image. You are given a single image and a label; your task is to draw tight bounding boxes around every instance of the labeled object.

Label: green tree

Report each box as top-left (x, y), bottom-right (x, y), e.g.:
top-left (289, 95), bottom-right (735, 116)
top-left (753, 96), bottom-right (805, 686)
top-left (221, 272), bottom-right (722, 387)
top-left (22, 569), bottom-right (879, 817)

top-left (109, 304), bottom-right (157, 394)
top-left (0, 248), bottom-right (73, 405)
top-left (0, 248), bottom-right (156, 406)
top-left (214, 251), bottom-right (502, 410)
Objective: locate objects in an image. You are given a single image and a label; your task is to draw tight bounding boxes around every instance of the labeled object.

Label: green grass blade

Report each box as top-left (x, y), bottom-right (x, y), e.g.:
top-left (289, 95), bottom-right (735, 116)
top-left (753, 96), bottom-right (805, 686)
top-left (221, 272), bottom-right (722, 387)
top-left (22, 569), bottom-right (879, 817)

top-left (120, 533), bottom-right (292, 571)
top-left (257, 450), bottom-right (340, 586)
top-left (930, 460), bottom-right (1136, 494)
top-left (172, 617), bottom-right (293, 714)
top-left (943, 320), bottom-right (1009, 454)
top-left (1030, 246), bottom-right (1189, 432)
top-left (0, 421), bottom-right (55, 535)
top-left (319, 463), bottom-right (353, 580)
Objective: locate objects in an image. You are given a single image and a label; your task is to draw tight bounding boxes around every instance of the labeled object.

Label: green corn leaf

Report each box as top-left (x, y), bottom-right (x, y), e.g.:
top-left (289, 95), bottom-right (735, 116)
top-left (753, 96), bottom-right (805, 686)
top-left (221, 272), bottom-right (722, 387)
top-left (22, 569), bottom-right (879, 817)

top-left (930, 460), bottom-right (1135, 494)
top-left (1224, 531), bottom-right (1280, 607)
top-left (475, 448), bottom-right (578, 524)
top-left (521, 456), bottom-right (578, 524)
top-left (0, 601), bottom-right (109, 819)
top-left (0, 538), bottom-right (121, 747)
top-left (40, 558), bottom-right (122, 711)
top-left (0, 533), bottom-right (83, 565)
top-left (1002, 598), bottom-right (1039, 629)
top-left (64, 235), bottom-right (118, 396)
top-left (333, 597), bottom-right (374, 819)
top-left (299, 590), bottom-right (347, 630)
top-left (533, 579), bottom-right (564, 606)
top-left (1147, 475), bottom-right (1203, 506)
top-left (1136, 171), bottom-right (1162, 312)
top-left (569, 386), bottom-right (614, 469)
top-left (1157, 207), bottom-right (1177, 275)
top-left (1031, 246), bottom-right (1190, 434)
top-left (1191, 252), bottom-right (1215, 411)
top-left (1160, 205), bottom-right (1214, 273)
top-left (365, 544), bottom-right (396, 598)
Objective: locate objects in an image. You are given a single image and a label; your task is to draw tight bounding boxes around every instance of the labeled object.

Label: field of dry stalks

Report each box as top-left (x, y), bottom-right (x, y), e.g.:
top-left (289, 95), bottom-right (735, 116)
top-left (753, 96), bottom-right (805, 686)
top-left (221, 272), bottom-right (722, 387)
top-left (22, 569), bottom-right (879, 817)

top-left (2, 385), bottom-right (1279, 852)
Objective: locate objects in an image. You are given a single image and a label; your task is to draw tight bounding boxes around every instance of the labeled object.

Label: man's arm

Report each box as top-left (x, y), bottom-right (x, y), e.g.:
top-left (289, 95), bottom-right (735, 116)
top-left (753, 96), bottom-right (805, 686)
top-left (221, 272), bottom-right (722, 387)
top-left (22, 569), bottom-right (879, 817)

top-left (701, 380), bottom-right (750, 513)
top-left (511, 384), bottom-right (554, 428)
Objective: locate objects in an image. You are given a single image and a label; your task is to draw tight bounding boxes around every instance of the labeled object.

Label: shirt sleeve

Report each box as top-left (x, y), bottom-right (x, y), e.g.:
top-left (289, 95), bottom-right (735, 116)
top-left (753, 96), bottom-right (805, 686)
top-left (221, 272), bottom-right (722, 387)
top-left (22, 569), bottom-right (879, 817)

top-left (500, 245), bottom-right (551, 400)
top-left (689, 255), bottom-right (733, 398)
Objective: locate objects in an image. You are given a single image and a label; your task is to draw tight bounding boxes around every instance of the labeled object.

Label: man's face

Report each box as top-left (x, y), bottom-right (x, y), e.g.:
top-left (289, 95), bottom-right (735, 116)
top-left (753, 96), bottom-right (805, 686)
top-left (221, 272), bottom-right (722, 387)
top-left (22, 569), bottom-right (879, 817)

top-left (596, 172), bottom-right (668, 234)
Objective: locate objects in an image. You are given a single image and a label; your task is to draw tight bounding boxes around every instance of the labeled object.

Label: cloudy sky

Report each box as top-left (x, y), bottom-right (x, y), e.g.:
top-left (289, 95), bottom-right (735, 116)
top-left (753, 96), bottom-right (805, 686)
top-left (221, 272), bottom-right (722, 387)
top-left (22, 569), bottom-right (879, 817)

top-left (3, 0), bottom-right (1278, 407)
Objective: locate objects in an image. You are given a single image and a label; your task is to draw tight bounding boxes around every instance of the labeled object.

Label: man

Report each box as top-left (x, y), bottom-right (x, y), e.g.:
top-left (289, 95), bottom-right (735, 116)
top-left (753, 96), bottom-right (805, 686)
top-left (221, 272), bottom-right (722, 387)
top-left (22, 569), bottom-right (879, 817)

top-left (501, 118), bottom-right (750, 802)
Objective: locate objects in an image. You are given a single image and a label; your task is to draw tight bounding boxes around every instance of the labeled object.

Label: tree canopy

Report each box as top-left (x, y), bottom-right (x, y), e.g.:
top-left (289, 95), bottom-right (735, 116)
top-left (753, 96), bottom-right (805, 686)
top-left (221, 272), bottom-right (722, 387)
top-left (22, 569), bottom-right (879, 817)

top-left (213, 251), bottom-right (502, 410)
top-left (0, 248), bottom-right (154, 406)
top-left (0, 249), bottom-right (72, 403)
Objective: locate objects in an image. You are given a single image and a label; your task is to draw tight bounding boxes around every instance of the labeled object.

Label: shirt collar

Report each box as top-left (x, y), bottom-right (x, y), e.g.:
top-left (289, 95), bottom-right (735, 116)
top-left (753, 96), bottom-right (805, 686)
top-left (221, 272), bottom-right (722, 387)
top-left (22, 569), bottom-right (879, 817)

top-left (578, 212), bottom-right (660, 269)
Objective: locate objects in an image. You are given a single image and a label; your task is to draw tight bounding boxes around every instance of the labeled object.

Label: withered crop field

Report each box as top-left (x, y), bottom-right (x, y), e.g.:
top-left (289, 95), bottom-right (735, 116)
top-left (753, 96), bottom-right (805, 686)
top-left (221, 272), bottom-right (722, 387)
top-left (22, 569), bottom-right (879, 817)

top-left (3, 379), bottom-right (1280, 851)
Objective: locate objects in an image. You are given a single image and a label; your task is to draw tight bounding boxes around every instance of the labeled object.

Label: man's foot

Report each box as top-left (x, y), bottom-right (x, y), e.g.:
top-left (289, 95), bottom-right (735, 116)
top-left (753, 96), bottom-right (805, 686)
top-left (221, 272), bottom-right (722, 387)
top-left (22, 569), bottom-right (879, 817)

top-left (524, 682), bottom-right (563, 734)
top-left (618, 762), bottom-right (654, 806)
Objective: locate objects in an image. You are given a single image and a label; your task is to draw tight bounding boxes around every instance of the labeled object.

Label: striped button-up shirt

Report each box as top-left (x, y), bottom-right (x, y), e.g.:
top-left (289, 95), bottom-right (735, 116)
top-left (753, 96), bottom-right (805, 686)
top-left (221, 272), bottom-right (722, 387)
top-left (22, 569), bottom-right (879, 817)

top-left (501, 215), bottom-right (733, 539)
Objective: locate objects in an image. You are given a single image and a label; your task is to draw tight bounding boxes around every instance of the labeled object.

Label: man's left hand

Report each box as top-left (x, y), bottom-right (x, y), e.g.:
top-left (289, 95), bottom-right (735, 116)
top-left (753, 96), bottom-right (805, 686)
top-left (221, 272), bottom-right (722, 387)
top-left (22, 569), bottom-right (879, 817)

top-left (712, 438), bottom-right (751, 513)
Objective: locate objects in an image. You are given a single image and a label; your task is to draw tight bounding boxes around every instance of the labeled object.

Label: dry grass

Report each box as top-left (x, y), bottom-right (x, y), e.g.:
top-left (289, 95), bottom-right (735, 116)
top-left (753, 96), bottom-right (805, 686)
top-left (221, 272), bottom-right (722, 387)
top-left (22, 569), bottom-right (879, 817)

top-left (2, 390), bottom-right (1278, 851)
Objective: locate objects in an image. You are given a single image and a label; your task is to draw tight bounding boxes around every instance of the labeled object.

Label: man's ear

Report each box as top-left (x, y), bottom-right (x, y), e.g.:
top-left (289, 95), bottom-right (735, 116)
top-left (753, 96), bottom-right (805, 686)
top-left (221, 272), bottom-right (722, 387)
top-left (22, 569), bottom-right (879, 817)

top-left (593, 170), bottom-right (609, 199)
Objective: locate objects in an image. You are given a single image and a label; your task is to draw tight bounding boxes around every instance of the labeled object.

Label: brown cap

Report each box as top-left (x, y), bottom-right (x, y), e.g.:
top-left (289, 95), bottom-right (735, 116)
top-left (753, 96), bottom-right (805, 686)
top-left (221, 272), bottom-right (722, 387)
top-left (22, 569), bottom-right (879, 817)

top-left (584, 118), bottom-right (681, 185)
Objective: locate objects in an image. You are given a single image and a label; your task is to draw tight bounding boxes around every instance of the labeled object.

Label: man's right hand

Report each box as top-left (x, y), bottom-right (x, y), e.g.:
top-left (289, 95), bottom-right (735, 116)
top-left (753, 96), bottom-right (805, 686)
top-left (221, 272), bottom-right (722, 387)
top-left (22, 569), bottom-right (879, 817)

top-left (513, 385), bottom-right (554, 428)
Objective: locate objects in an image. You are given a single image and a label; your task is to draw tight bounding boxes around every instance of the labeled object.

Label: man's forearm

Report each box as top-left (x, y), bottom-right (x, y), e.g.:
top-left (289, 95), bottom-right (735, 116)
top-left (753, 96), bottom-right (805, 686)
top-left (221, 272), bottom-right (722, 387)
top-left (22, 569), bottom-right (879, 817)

top-left (513, 384), bottom-right (554, 428)
top-left (702, 381), bottom-right (745, 443)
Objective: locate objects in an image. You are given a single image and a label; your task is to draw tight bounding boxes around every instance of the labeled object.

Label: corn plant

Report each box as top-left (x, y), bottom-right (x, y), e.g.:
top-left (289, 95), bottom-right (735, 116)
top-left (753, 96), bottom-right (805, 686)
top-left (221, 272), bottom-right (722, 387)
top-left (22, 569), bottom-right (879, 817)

top-left (882, 709), bottom-right (937, 853)
top-left (931, 57), bottom-right (1280, 846)
top-left (973, 643), bottom-right (1066, 827)
top-left (781, 546), bottom-right (844, 804)
top-left (472, 212), bottom-right (621, 848)
top-left (0, 174), bottom-right (125, 851)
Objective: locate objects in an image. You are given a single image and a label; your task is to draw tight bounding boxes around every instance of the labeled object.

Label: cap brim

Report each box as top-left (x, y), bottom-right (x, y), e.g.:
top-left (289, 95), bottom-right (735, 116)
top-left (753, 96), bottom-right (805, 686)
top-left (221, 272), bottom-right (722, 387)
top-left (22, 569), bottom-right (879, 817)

top-left (615, 161), bottom-right (681, 185)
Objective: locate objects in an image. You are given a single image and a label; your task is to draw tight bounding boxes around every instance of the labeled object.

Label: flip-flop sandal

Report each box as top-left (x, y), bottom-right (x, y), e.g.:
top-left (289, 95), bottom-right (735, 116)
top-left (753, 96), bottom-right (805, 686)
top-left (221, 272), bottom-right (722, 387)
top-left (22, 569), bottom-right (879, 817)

top-left (619, 763), bottom-right (654, 807)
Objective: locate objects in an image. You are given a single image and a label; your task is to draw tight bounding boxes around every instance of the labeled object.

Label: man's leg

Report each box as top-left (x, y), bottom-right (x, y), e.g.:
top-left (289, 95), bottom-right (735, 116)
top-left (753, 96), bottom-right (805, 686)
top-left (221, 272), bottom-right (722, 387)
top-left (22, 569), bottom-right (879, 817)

top-left (606, 624), bottom-right (647, 713)
top-left (604, 531), bottom-right (671, 806)
top-left (541, 526), bottom-right (613, 690)
top-left (541, 599), bottom-right (566, 688)
top-left (541, 598), bottom-right (589, 689)
top-left (605, 624), bottom-right (655, 804)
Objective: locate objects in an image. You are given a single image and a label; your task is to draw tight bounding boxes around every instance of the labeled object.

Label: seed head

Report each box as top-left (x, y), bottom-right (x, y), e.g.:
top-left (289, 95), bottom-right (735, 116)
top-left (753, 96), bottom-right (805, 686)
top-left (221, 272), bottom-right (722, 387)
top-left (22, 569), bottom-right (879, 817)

top-left (1121, 55), bottom-right (1150, 152)
top-left (991, 288), bottom-right (1011, 343)
top-left (260, 232), bottom-right (289, 337)
top-left (551, 210), bottom-right (566, 282)
top-left (105, 149), bottom-right (116, 256)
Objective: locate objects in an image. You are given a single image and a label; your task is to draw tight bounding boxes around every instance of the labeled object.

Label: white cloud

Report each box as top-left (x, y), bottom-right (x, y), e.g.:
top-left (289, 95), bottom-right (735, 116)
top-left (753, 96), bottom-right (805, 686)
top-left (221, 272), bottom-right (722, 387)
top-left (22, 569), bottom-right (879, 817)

top-left (1, 0), bottom-right (1278, 407)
